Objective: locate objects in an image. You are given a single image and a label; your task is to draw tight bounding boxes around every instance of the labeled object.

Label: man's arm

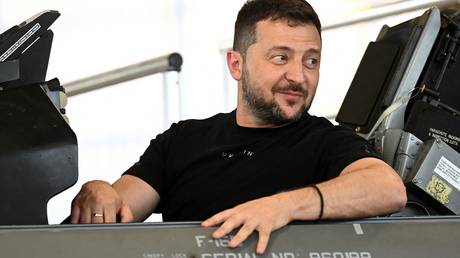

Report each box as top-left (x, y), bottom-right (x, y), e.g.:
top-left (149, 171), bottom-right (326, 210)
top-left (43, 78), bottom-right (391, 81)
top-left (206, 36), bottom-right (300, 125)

top-left (290, 157), bottom-right (407, 220)
top-left (71, 175), bottom-right (160, 224)
top-left (202, 157), bottom-right (407, 254)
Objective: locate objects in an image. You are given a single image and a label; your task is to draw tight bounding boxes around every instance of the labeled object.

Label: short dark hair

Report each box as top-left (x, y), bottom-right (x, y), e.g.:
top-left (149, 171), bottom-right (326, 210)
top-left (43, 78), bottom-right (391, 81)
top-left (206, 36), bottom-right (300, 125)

top-left (233, 0), bottom-right (321, 55)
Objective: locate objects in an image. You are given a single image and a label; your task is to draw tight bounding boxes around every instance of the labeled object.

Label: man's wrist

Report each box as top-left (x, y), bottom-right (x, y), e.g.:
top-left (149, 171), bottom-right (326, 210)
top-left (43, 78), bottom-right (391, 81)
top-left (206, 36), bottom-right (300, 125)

top-left (271, 191), bottom-right (296, 223)
top-left (309, 184), bottom-right (324, 221)
top-left (279, 187), bottom-right (323, 222)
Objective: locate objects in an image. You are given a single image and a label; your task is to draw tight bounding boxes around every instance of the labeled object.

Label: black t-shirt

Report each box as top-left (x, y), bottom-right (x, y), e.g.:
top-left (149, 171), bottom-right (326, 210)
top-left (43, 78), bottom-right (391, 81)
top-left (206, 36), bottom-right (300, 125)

top-left (124, 110), bottom-right (379, 221)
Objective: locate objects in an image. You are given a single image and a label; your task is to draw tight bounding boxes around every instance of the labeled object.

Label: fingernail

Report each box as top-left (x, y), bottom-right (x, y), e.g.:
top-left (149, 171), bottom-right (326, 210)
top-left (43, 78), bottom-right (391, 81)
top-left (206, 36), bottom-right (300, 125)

top-left (256, 247), bottom-right (264, 255)
top-left (212, 232), bottom-right (222, 239)
top-left (229, 241), bottom-right (238, 248)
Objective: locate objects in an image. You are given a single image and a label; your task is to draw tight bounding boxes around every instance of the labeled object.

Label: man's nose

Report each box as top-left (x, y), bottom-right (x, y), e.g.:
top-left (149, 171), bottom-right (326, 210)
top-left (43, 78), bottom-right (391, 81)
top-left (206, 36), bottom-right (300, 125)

top-left (285, 61), bottom-right (306, 84)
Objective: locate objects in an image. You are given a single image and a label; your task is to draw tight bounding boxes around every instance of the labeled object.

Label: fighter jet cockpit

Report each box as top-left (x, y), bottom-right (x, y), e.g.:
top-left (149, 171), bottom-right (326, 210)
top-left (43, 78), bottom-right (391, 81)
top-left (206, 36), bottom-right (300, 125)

top-left (0, 10), bottom-right (182, 226)
top-left (337, 6), bottom-right (460, 217)
top-left (1, 6), bottom-right (460, 258)
top-left (0, 10), bottom-right (77, 225)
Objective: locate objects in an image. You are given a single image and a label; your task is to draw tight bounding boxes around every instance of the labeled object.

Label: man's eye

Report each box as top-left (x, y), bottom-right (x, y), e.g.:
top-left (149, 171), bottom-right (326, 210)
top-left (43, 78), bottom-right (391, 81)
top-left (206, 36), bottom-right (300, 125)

top-left (305, 58), bottom-right (319, 68)
top-left (272, 55), bottom-right (287, 63)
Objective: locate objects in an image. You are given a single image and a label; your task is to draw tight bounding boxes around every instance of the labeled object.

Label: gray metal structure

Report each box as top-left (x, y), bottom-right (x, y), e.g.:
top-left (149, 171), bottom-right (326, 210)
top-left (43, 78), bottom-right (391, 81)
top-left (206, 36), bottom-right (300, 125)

top-left (63, 52), bottom-right (183, 127)
top-left (370, 8), bottom-right (441, 136)
top-left (410, 140), bottom-right (460, 214)
top-left (1, 217), bottom-right (460, 258)
top-left (391, 131), bottom-right (424, 181)
top-left (63, 53), bottom-right (182, 97)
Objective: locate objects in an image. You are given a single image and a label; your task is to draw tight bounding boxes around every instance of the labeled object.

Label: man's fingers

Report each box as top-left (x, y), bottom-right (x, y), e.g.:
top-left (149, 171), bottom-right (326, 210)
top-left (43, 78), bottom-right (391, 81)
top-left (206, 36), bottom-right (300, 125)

top-left (228, 220), bottom-right (257, 248)
top-left (90, 208), bottom-right (104, 224)
top-left (202, 209), bottom-right (232, 227)
top-left (201, 196), bottom-right (284, 255)
top-left (119, 203), bottom-right (134, 223)
top-left (70, 205), bottom-right (80, 224)
top-left (212, 215), bottom-right (243, 239)
top-left (79, 207), bottom-right (92, 224)
top-left (256, 230), bottom-right (271, 255)
top-left (70, 180), bottom-right (127, 224)
top-left (103, 206), bottom-right (117, 223)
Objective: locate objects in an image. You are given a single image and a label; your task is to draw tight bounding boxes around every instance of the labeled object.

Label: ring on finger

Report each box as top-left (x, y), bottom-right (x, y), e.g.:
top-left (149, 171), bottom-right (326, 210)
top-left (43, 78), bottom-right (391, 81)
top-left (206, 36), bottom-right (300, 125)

top-left (92, 212), bottom-right (103, 217)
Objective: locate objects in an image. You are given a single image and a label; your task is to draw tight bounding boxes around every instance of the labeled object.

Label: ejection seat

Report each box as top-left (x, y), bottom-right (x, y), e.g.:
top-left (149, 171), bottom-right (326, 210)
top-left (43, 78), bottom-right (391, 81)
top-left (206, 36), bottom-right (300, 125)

top-left (337, 6), bottom-right (460, 216)
top-left (0, 11), bottom-right (78, 225)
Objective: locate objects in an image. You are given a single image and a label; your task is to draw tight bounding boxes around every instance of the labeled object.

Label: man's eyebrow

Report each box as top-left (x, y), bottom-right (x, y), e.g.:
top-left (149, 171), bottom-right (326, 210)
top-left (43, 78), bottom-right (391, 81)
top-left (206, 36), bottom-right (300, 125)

top-left (268, 46), bottom-right (293, 52)
top-left (306, 48), bottom-right (321, 55)
top-left (267, 46), bottom-right (321, 55)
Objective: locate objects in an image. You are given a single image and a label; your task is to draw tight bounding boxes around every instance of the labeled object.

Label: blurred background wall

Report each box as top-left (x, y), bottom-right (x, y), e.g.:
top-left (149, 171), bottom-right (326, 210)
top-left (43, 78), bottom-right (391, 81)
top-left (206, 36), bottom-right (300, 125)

top-left (0, 0), bottom-right (452, 223)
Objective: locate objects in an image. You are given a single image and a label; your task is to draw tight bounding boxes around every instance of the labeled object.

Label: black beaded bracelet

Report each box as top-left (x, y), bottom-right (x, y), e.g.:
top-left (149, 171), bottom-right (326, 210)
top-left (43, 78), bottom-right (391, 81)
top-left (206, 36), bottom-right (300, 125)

top-left (310, 184), bottom-right (324, 221)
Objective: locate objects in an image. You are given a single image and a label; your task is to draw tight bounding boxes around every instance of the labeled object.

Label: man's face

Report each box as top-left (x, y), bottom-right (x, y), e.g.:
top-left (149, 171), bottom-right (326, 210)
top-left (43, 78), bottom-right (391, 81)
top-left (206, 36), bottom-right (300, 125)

top-left (240, 19), bottom-right (321, 125)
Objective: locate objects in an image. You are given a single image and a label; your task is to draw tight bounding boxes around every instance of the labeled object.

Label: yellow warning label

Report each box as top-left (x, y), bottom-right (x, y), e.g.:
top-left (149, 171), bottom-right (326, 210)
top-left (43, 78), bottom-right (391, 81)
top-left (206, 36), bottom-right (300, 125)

top-left (426, 175), bottom-right (452, 205)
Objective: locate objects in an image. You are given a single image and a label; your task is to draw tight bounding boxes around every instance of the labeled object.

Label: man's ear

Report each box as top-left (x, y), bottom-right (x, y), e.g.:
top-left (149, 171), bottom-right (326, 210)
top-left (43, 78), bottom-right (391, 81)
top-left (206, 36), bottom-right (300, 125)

top-left (226, 50), bottom-right (243, 81)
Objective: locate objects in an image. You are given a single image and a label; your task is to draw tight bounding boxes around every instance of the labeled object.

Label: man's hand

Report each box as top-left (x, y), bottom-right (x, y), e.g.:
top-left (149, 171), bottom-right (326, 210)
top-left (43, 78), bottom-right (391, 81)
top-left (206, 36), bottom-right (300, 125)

top-left (71, 180), bottom-right (134, 224)
top-left (202, 193), bottom-right (293, 255)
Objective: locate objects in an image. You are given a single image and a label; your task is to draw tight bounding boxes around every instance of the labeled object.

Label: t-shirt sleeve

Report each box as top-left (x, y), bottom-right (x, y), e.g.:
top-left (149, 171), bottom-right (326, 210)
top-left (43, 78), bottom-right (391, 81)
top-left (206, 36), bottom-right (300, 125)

top-left (123, 123), bottom-right (178, 197)
top-left (317, 124), bottom-right (381, 181)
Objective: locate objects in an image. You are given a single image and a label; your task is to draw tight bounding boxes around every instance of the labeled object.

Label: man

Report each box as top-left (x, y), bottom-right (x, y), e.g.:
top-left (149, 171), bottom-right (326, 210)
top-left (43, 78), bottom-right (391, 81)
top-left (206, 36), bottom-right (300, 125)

top-left (71, 0), bottom-right (407, 255)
